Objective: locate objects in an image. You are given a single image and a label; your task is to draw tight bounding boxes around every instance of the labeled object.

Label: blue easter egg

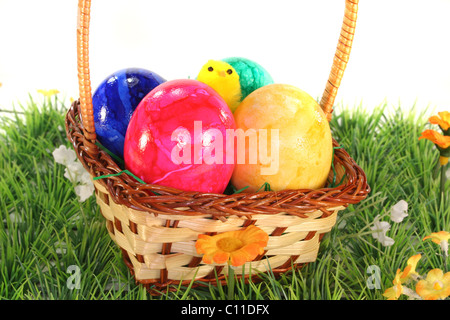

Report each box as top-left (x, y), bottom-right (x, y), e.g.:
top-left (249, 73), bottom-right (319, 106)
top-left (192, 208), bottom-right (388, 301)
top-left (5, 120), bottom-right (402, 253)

top-left (92, 68), bottom-right (166, 159)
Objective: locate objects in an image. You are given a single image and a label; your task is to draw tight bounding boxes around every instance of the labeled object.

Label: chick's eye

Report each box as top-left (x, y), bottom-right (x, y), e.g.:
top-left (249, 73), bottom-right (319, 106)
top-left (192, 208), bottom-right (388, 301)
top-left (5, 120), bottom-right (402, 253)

top-left (227, 69), bottom-right (233, 75)
top-left (208, 66), bottom-right (214, 72)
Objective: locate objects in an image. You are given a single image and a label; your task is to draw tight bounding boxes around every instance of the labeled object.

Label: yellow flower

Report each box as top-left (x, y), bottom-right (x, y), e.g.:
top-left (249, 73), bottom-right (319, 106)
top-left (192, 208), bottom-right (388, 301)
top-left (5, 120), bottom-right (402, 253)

top-left (195, 225), bottom-right (269, 267)
top-left (400, 254), bottom-right (421, 283)
top-left (419, 129), bottom-right (450, 149)
top-left (383, 269), bottom-right (403, 300)
top-left (440, 156), bottom-right (449, 166)
top-left (429, 111), bottom-right (450, 131)
top-left (423, 231), bottom-right (450, 257)
top-left (415, 268), bottom-right (450, 300)
top-left (37, 89), bottom-right (60, 97)
top-left (423, 231), bottom-right (450, 245)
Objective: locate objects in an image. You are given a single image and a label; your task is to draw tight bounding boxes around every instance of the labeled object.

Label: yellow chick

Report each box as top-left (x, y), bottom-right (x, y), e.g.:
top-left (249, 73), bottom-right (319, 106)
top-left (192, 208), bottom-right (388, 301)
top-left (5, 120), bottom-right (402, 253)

top-left (196, 60), bottom-right (242, 112)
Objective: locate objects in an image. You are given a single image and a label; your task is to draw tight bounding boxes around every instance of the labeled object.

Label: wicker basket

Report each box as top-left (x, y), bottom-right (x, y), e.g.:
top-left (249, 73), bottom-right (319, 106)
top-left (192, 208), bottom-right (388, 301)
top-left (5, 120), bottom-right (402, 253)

top-left (66, 0), bottom-right (369, 295)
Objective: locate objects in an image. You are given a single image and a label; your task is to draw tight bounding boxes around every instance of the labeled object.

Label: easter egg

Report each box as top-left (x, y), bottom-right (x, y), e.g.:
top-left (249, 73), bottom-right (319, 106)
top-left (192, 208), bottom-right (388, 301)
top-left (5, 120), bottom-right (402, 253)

top-left (92, 68), bottom-right (166, 159)
top-left (231, 84), bottom-right (333, 192)
top-left (124, 79), bottom-right (236, 194)
top-left (222, 57), bottom-right (273, 100)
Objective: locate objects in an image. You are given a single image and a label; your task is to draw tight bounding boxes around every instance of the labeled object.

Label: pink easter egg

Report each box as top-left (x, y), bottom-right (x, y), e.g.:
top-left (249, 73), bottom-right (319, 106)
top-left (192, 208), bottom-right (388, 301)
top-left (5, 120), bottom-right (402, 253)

top-left (123, 79), bottom-right (236, 193)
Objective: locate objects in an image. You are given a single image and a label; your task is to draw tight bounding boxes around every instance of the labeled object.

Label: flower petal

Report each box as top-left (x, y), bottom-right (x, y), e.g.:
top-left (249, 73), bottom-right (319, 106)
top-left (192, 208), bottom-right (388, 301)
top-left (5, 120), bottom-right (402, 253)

top-left (429, 111), bottom-right (450, 131)
top-left (419, 130), bottom-right (450, 149)
top-left (213, 251), bottom-right (230, 264)
top-left (390, 200), bottom-right (408, 223)
top-left (202, 253), bottom-right (214, 265)
top-left (74, 184), bottom-right (95, 202)
top-left (400, 254), bottom-right (421, 282)
top-left (371, 217), bottom-right (395, 246)
top-left (52, 145), bottom-right (77, 166)
top-left (423, 231), bottom-right (450, 245)
top-left (229, 251), bottom-right (249, 267)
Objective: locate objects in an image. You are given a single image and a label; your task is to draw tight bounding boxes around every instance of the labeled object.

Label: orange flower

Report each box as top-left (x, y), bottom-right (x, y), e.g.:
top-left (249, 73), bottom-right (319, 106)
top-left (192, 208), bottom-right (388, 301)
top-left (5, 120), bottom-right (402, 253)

top-left (383, 269), bottom-right (403, 300)
top-left (415, 268), bottom-right (450, 300)
top-left (429, 111), bottom-right (450, 131)
top-left (400, 254), bottom-right (421, 283)
top-left (423, 231), bottom-right (450, 245)
top-left (419, 130), bottom-right (450, 149)
top-left (423, 231), bottom-right (450, 257)
top-left (195, 225), bottom-right (269, 267)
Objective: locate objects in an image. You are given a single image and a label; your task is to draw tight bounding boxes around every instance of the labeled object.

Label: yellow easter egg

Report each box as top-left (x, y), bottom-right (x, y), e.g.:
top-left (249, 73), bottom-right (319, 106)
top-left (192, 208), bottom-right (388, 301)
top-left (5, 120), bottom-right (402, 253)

top-left (231, 84), bottom-right (333, 192)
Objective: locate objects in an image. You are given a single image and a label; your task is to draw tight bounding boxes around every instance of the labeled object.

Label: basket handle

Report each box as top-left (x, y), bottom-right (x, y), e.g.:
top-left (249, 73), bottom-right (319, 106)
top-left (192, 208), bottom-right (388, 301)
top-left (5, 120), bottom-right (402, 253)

top-left (76, 0), bottom-right (358, 139)
top-left (320, 0), bottom-right (359, 121)
top-left (77, 0), bottom-right (95, 141)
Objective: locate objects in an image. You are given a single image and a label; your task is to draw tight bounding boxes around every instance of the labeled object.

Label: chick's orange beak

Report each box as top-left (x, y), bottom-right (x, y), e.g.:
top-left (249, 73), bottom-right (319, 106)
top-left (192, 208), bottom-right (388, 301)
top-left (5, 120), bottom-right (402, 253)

top-left (217, 70), bottom-right (226, 77)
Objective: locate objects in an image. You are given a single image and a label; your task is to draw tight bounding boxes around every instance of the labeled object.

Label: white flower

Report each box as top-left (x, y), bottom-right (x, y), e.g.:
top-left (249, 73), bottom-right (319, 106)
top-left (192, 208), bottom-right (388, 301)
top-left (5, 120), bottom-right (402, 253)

top-left (390, 200), bottom-right (408, 223)
top-left (370, 215), bottom-right (395, 247)
top-left (441, 241), bottom-right (449, 258)
top-left (3, 213), bottom-right (23, 224)
top-left (52, 145), bottom-right (76, 166)
top-left (105, 278), bottom-right (130, 292)
top-left (64, 161), bottom-right (86, 183)
top-left (337, 218), bottom-right (347, 230)
top-left (75, 184), bottom-right (96, 202)
top-left (78, 171), bottom-right (93, 186)
top-left (53, 145), bottom-right (94, 202)
top-left (54, 241), bottom-right (67, 255)
top-left (10, 213), bottom-right (23, 224)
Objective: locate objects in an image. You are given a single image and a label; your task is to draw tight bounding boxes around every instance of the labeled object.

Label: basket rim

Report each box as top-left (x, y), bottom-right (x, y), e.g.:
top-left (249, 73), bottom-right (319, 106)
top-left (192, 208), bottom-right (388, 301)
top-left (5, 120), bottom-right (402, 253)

top-left (65, 100), bottom-right (370, 219)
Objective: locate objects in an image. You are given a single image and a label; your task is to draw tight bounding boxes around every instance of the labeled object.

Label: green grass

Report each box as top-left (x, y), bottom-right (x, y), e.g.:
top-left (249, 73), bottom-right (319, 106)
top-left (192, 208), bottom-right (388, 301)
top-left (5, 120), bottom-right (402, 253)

top-left (0, 96), bottom-right (448, 300)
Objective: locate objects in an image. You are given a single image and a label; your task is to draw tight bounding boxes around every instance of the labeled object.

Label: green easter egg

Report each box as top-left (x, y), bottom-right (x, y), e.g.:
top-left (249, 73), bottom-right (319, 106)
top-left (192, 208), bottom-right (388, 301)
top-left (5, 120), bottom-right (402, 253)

top-left (222, 57), bottom-right (274, 101)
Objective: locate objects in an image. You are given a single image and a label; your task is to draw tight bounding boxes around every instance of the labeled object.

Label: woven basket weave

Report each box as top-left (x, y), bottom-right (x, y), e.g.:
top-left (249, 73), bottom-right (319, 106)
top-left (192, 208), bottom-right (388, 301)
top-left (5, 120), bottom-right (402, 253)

top-left (66, 0), bottom-right (369, 295)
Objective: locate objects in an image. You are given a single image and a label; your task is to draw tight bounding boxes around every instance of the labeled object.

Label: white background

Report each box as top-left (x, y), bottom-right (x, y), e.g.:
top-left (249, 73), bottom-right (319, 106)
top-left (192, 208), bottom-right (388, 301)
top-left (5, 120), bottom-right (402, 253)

top-left (0, 0), bottom-right (449, 116)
